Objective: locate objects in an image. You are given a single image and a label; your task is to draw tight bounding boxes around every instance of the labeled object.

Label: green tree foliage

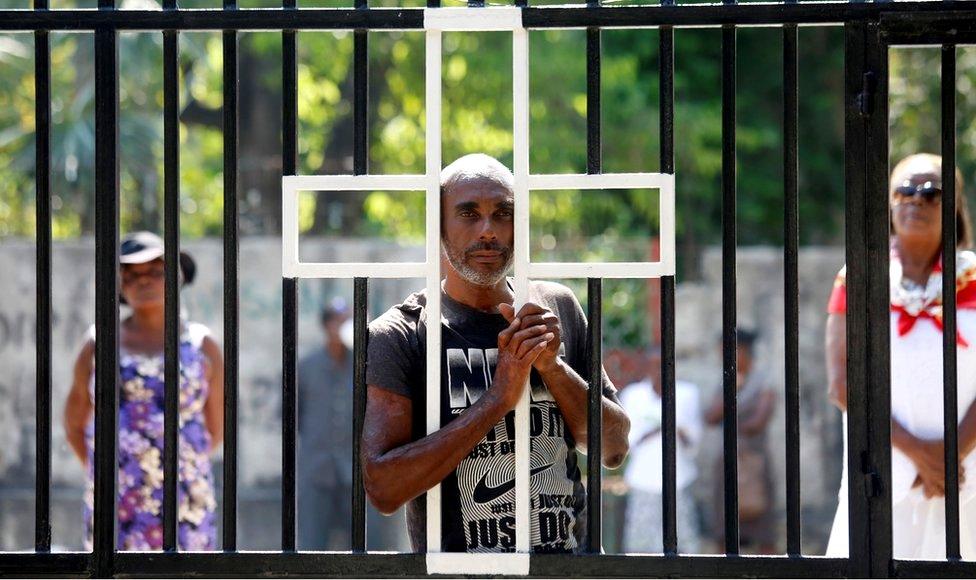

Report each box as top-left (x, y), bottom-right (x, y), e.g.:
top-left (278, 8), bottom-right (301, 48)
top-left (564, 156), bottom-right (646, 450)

top-left (3, 5), bottom-right (974, 345)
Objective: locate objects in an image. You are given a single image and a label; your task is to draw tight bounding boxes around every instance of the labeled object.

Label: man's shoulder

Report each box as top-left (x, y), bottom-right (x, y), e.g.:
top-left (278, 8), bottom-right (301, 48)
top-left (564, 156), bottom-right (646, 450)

top-left (528, 279), bottom-right (579, 305)
top-left (368, 289), bottom-right (428, 348)
top-left (371, 289), bottom-right (426, 325)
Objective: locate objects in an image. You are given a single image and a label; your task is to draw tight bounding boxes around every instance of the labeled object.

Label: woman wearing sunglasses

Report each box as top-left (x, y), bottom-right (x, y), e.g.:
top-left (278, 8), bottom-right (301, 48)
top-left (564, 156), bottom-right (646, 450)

top-left (824, 153), bottom-right (976, 558)
top-left (63, 232), bottom-right (224, 551)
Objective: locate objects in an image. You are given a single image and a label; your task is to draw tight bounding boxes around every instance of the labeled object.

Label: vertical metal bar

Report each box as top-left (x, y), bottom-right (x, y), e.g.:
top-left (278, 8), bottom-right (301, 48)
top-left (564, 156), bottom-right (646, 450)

top-left (353, 10), bottom-right (367, 176)
top-left (584, 0), bottom-right (602, 553)
top-left (162, 11), bottom-right (181, 553)
top-left (222, 0), bottom-right (240, 552)
top-left (783, 18), bottom-right (802, 558)
top-left (842, 23), bottom-right (872, 576)
top-left (864, 25), bottom-right (892, 577)
top-left (352, 0), bottom-right (368, 554)
top-left (282, 277), bottom-right (298, 552)
top-left (845, 21), bottom-right (892, 576)
top-left (941, 42), bottom-right (961, 561)
top-left (586, 278), bottom-right (603, 552)
top-left (93, 17), bottom-right (120, 577)
top-left (33, 0), bottom-right (52, 553)
top-left (280, 0), bottom-right (298, 552)
top-left (352, 278), bottom-right (368, 552)
top-left (658, 15), bottom-right (678, 558)
top-left (721, 18), bottom-right (739, 556)
top-left (586, 24), bottom-right (600, 175)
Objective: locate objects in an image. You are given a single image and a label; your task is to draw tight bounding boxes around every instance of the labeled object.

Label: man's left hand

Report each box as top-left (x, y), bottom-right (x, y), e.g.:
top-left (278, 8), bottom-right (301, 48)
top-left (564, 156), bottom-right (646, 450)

top-left (499, 302), bottom-right (562, 374)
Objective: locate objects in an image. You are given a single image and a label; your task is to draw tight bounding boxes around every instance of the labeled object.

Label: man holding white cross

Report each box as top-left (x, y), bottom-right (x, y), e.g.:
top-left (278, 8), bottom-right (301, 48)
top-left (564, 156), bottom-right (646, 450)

top-left (361, 153), bottom-right (631, 554)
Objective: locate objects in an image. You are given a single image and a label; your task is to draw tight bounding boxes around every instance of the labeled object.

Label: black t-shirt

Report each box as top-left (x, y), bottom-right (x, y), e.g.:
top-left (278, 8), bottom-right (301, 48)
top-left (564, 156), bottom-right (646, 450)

top-left (365, 280), bottom-right (617, 553)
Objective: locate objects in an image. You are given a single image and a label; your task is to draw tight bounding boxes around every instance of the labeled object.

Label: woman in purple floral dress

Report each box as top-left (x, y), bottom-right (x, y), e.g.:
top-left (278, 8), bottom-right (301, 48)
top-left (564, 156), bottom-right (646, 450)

top-left (64, 232), bottom-right (224, 551)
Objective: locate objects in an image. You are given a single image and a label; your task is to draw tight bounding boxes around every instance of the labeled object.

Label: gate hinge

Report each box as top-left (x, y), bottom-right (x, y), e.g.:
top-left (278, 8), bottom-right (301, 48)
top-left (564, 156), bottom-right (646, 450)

top-left (856, 71), bottom-right (876, 117)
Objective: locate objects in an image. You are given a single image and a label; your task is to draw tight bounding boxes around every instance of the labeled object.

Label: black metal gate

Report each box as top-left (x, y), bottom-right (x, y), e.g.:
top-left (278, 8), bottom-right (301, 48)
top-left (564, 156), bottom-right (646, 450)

top-left (3, 1), bottom-right (976, 577)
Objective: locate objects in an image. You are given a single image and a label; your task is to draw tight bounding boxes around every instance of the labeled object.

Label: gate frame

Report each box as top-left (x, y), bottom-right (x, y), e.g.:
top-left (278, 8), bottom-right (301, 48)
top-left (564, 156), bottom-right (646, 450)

top-left (3, 2), bottom-right (976, 578)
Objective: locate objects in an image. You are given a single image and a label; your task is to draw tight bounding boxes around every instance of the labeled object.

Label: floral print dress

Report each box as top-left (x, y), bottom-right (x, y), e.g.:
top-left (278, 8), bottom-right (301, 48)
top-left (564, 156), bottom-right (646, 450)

top-left (83, 322), bottom-right (217, 551)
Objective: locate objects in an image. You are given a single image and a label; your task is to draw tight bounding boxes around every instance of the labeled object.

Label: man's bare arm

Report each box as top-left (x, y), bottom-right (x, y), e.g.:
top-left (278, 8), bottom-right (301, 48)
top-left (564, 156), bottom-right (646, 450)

top-left (535, 359), bottom-right (630, 469)
top-left (361, 317), bottom-right (552, 515)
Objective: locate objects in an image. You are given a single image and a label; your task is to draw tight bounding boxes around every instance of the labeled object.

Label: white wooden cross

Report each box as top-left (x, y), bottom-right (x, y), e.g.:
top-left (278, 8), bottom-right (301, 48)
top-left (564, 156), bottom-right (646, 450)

top-left (282, 7), bottom-right (675, 575)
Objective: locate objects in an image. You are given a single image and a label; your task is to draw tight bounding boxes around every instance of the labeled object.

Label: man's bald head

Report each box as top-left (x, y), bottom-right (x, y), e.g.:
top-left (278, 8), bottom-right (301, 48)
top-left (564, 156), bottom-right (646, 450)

top-left (440, 154), bottom-right (514, 198)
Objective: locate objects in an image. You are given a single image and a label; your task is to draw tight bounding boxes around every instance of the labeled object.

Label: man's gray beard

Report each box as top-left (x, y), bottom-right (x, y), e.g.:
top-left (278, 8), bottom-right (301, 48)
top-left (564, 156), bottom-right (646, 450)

top-left (442, 240), bottom-right (512, 287)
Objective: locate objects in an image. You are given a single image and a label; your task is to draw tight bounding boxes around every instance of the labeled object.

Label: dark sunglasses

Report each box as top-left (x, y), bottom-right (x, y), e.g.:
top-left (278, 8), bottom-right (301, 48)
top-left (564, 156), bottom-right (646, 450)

top-left (121, 266), bottom-right (166, 284)
top-left (893, 180), bottom-right (942, 204)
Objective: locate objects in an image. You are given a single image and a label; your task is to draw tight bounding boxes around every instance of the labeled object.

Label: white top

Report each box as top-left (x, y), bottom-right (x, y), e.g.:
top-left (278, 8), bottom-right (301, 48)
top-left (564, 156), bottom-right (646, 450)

top-left (619, 378), bottom-right (702, 493)
top-left (835, 309), bottom-right (976, 505)
top-left (890, 309), bottom-right (976, 503)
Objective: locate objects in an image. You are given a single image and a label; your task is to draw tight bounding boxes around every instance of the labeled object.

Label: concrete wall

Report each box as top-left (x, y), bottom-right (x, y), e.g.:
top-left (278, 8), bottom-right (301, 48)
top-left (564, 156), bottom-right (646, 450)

top-left (0, 238), bottom-right (845, 553)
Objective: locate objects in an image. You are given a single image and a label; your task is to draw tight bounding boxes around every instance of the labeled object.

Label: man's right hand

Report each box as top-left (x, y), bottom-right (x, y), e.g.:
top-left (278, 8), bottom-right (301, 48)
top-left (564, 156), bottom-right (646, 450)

top-left (493, 314), bottom-right (553, 409)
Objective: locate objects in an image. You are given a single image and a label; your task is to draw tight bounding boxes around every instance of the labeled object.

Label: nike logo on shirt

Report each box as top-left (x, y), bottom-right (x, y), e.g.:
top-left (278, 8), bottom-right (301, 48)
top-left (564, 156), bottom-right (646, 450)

top-left (472, 463), bottom-right (555, 504)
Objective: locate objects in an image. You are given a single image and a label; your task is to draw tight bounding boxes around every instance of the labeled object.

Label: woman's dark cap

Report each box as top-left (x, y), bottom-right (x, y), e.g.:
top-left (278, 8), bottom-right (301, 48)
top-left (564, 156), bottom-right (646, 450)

top-left (120, 231), bottom-right (196, 285)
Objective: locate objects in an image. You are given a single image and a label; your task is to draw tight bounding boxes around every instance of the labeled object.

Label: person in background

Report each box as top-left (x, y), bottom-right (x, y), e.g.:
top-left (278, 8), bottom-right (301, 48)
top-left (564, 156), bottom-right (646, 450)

top-left (619, 346), bottom-right (704, 553)
top-left (297, 297), bottom-right (406, 550)
top-left (63, 231), bottom-right (224, 550)
top-left (705, 329), bottom-right (777, 554)
top-left (825, 153), bottom-right (976, 558)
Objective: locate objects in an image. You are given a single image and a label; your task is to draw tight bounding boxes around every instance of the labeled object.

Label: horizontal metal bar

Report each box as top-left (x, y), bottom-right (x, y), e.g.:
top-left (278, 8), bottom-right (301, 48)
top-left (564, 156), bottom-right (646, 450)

top-left (527, 172), bottom-right (673, 190)
top-left (284, 174), bottom-right (427, 192)
top-left (0, 553), bottom-right (91, 576)
top-left (531, 555), bottom-right (850, 578)
top-left (528, 261), bottom-right (673, 279)
top-left (522, 3), bottom-right (976, 28)
top-left (881, 13), bottom-right (976, 44)
top-left (113, 552), bottom-right (427, 577)
top-left (285, 262), bottom-right (428, 279)
top-left (0, 8), bottom-right (424, 30)
top-left (893, 559), bottom-right (976, 578)
top-left (1, 3), bottom-right (976, 31)
top-left (108, 552), bottom-right (849, 578)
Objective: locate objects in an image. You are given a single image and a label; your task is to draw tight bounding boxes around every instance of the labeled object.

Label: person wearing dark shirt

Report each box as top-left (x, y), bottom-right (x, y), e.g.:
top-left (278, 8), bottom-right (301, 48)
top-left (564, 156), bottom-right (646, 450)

top-left (361, 153), bottom-right (631, 553)
top-left (298, 298), bottom-right (406, 550)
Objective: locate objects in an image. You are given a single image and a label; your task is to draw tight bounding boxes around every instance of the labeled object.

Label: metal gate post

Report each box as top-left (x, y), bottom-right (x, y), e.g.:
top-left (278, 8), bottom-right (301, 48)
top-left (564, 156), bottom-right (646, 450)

top-left (844, 19), bottom-right (892, 579)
